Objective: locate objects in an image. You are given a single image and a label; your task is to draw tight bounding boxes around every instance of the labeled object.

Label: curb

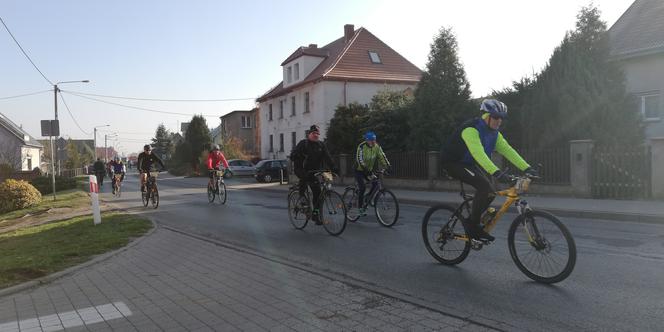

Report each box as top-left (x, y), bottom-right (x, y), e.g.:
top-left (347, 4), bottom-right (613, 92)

top-left (0, 214), bottom-right (158, 298)
top-left (159, 224), bottom-right (509, 331)
top-left (243, 185), bottom-right (664, 224)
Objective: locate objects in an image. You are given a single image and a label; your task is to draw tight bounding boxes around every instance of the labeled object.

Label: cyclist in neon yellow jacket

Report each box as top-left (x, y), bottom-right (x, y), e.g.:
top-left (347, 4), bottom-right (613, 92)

top-left (441, 99), bottom-right (538, 241)
top-left (355, 131), bottom-right (390, 216)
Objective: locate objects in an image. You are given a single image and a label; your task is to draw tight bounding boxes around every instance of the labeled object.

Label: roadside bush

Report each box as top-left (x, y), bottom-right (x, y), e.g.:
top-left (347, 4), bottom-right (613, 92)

top-left (0, 163), bottom-right (13, 180)
top-left (0, 179), bottom-right (42, 214)
top-left (30, 176), bottom-right (77, 194)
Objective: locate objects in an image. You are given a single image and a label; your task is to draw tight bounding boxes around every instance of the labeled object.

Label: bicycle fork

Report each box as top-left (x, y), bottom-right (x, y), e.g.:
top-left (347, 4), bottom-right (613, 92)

top-left (517, 200), bottom-right (547, 250)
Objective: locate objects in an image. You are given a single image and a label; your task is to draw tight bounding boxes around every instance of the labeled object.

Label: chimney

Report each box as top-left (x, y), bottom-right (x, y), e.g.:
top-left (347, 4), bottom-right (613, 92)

top-left (344, 24), bottom-right (354, 43)
top-left (308, 44), bottom-right (317, 49)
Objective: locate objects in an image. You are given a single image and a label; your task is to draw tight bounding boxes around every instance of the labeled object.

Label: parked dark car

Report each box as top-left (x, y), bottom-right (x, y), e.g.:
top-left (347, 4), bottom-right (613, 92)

top-left (225, 159), bottom-right (255, 178)
top-left (254, 159), bottom-right (288, 183)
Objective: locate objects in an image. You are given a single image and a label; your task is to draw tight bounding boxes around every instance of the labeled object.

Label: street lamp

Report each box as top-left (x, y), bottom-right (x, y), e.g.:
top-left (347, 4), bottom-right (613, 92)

top-left (93, 125), bottom-right (110, 159)
top-left (54, 80), bottom-right (89, 120)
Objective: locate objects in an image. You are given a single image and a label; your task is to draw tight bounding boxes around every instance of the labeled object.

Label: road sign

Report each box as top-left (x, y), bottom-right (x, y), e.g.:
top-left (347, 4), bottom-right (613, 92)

top-left (40, 120), bottom-right (60, 136)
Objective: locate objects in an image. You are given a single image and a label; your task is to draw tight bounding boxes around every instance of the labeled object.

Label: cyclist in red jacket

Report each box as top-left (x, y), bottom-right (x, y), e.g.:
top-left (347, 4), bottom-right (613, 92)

top-left (207, 144), bottom-right (229, 187)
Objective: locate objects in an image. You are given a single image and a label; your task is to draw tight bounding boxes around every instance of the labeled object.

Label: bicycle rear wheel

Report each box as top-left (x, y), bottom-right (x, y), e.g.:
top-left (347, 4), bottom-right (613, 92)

top-left (321, 191), bottom-right (347, 236)
top-left (421, 204), bottom-right (471, 265)
top-left (508, 210), bottom-right (576, 284)
top-left (207, 183), bottom-right (215, 203)
top-left (217, 182), bottom-right (227, 204)
top-left (288, 190), bottom-right (309, 229)
top-left (342, 187), bottom-right (360, 222)
top-left (151, 188), bottom-right (159, 209)
top-left (374, 189), bottom-right (399, 227)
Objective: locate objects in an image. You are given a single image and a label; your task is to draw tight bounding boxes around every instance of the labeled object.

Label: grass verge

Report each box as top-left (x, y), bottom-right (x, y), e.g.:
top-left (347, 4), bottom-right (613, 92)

top-left (0, 190), bottom-right (90, 222)
top-left (0, 212), bottom-right (152, 289)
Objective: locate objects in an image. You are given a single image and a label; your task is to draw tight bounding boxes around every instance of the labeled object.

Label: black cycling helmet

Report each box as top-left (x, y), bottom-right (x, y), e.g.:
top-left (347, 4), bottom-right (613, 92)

top-left (143, 144), bottom-right (151, 151)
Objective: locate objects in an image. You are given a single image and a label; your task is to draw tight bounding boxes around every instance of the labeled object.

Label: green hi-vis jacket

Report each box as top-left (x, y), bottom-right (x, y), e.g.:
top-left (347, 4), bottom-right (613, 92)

top-left (355, 141), bottom-right (390, 172)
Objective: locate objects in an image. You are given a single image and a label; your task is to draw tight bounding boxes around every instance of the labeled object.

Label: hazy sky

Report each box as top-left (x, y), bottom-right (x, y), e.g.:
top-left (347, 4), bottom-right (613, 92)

top-left (0, 0), bottom-right (634, 155)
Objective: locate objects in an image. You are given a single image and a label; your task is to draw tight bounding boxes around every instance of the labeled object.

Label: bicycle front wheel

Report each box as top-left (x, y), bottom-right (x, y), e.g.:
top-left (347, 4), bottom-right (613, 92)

top-left (342, 187), bottom-right (360, 222)
top-left (508, 210), bottom-right (576, 284)
top-left (288, 190), bottom-right (309, 230)
top-left (374, 189), bottom-right (399, 227)
top-left (218, 182), bottom-right (227, 204)
top-left (421, 204), bottom-right (471, 265)
top-left (321, 191), bottom-right (347, 236)
top-left (151, 188), bottom-right (160, 209)
top-left (207, 184), bottom-right (215, 203)
top-left (142, 189), bottom-right (149, 207)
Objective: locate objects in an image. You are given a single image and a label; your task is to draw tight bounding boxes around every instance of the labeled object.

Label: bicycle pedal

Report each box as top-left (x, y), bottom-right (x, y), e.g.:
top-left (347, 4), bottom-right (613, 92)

top-left (470, 239), bottom-right (491, 250)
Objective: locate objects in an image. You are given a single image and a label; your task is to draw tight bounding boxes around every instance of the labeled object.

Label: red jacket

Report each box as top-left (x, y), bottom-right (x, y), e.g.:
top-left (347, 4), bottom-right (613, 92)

top-left (207, 150), bottom-right (229, 170)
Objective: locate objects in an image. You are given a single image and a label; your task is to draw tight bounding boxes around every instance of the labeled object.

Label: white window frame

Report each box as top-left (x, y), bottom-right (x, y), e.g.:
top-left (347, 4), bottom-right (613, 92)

top-left (294, 63), bottom-right (300, 80)
top-left (287, 66), bottom-right (292, 83)
top-left (241, 115), bottom-right (252, 128)
top-left (639, 93), bottom-right (660, 121)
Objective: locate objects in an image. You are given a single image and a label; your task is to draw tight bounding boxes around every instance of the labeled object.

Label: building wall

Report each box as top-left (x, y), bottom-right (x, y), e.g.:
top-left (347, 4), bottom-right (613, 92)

top-left (259, 81), bottom-right (416, 159)
top-left (282, 56), bottom-right (325, 88)
top-left (20, 146), bottom-right (41, 171)
top-left (221, 112), bottom-right (257, 157)
top-left (620, 53), bottom-right (664, 139)
top-left (0, 127), bottom-right (22, 169)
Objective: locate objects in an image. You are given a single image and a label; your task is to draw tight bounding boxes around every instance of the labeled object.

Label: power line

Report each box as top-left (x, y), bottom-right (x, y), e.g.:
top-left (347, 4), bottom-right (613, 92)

top-left (62, 90), bottom-right (257, 102)
top-left (0, 16), bottom-right (53, 85)
top-left (0, 89), bottom-right (51, 100)
top-left (98, 130), bottom-right (154, 135)
top-left (63, 91), bottom-right (221, 117)
top-left (59, 93), bottom-right (92, 136)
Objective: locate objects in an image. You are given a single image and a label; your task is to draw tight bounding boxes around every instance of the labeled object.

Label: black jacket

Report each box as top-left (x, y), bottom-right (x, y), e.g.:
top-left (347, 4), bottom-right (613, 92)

top-left (137, 152), bottom-right (165, 172)
top-left (291, 139), bottom-right (336, 177)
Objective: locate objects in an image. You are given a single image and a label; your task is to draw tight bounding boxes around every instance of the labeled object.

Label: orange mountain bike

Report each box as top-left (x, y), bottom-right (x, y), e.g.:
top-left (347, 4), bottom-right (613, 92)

top-left (421, 172), bottom-right (576, 284)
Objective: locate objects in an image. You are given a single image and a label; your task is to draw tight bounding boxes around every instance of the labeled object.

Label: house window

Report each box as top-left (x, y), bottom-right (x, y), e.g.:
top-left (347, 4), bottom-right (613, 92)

top-left (294, 63), bottom-right (300, 80)
top-left (304, 92), bottom-right (310, 113)
top-left (287, 66), bottom-right (292, 83)
top-left (241, 115), bottom-right (252, 128)
top-left (291, 96), bottom-right (296, 116)
top-left (268, 104), bottom-right (273, 121)
top-left (279, 100), bottom-right (284, 118)
top-left (640, 93), bottom-right (661, 120)
top-left (279, 133), bottom-right (284, 152)
top-left (368, 51), bottom-right (381, 64)
top-left (27, 157), bottom-right (32, 170)
top-left (291, 132), bottom-right (296, 150)
top-left (269, 135), bottom-right (274, 152)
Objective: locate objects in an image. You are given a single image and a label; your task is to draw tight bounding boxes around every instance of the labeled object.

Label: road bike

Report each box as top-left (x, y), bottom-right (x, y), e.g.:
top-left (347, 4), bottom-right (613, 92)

top-left (421, 171), bottom-right (576, 284)
top-left (287, 171), bottom-right (347, 236)
top-left (342, 170), bottom-right (399, 227)
top-left (142, 171), bottom-right (160, 209)
top-left (207, 169), bottom-right (227, 204)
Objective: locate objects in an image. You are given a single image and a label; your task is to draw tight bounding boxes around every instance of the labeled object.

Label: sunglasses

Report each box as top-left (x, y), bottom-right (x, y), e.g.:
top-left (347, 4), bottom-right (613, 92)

top-left (490, 114), bottom-right (504, 120)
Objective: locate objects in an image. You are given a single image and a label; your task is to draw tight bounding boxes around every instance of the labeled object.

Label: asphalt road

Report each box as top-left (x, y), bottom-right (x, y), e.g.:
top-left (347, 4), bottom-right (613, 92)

top-left (103, 173), bottom-right (664, 331)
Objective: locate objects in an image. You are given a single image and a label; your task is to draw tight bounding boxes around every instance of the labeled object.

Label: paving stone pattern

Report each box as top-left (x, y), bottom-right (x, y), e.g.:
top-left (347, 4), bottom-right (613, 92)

top-left (0, 228), bottom-right (493, 331)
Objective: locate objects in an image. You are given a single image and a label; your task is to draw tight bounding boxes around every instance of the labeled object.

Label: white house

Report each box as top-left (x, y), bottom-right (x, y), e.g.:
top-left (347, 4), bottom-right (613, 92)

top-left (256, 24), bottom-right (422, 159)
top-left (0, 112), bottom-right (43, 171)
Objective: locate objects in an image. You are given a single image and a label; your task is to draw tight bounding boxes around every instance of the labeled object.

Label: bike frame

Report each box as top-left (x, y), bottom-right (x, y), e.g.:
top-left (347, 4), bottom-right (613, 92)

top-left (454, 177), bottom-right (534, 242)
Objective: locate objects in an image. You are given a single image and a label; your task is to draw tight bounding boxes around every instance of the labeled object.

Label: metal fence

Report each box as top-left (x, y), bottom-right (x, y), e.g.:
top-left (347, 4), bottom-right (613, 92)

top-left (516, 146), bottom-right (570, 185)
top-left (59, 167), bottom-right (86, 178)
top-left (385, 151), bottom-right (428, 179)
top-left (591, 146), bottom-right (651, 199)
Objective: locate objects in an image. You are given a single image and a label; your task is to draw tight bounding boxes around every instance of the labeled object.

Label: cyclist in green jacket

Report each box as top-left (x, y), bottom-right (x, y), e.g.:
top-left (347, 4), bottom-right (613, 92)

top-left (441, 99), bottom-right (537, 241)
top-left (355, 131), bottom-right (390, 216)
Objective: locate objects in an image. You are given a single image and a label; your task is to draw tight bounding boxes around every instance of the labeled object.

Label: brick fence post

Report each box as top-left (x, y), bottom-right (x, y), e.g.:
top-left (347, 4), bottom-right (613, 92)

top-left (427, 151), bottom-right (439, 181)
top-left (650, 137), bottom-right (664, 199)
top-left (569, 139), bottom-right (594, 197)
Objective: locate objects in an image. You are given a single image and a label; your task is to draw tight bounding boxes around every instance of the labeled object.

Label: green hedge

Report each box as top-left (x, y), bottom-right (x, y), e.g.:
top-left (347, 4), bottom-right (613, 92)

top-left (30, 176), bottom-right (78, 195)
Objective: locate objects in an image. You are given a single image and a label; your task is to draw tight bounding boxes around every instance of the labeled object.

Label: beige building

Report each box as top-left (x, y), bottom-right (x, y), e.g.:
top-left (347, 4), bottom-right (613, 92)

top-left (219, 109), bottom-right (259, 159)
top-left (256, 24), bottom-right (422, 159)
top-left (0, 112), bottom-right (43, 171)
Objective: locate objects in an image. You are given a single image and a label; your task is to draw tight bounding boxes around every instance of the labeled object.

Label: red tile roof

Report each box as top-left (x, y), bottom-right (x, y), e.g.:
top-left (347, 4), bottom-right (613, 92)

top-left (257, 27), bottom-right (422, 102)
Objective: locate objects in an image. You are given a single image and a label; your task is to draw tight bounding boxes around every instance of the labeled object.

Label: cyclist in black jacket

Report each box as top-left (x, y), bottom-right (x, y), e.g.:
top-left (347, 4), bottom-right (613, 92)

top-left (290, 125), bottom-right (338, 224)
top-left (137, 144), bottom-right (165, 192)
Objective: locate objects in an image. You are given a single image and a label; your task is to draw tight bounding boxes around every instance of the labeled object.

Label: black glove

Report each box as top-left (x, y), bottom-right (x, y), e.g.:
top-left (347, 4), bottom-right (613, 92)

top-left (332, 167), bottom-right (340, 175)
top-left (492, 170), bottom-right (510, 182)
top-left (524, 167), bottom-right (539, 178)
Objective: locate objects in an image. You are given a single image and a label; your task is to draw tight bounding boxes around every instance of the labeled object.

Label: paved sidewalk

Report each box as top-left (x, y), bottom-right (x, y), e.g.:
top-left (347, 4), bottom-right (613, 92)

top-left (243, 183), bottom-right (664, 223)
top-left (0, 227), bottom-right (493, 332)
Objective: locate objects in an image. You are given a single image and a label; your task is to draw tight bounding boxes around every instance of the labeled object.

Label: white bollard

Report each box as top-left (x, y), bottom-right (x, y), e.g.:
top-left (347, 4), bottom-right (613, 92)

top-left (89, 175), bottom-right (102, 225)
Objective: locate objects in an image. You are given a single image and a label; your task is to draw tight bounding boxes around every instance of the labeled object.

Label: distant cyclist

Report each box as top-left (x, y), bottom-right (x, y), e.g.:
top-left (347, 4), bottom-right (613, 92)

top-left (354, 131), bottom-right (390, 216)
top-left (137, 144), bottom-right (165, 192)
top-left (110, 157), bottom-right (126, 194)
top-left (207, 144), bottom-right (229, 188)
top-left (93, 158), bottom-right (106, 187)
top-left (441, 99), bottom-right (537, 241)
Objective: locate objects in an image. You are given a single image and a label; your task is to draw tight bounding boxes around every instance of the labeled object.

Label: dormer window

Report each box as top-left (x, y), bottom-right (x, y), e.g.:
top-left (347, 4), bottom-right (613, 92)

top-left (287, 66), bottom-right (292, 83)
top-left (368, 51), bottom-right (381, 64)
top-left (294, 63), bottom-right (300, 80)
